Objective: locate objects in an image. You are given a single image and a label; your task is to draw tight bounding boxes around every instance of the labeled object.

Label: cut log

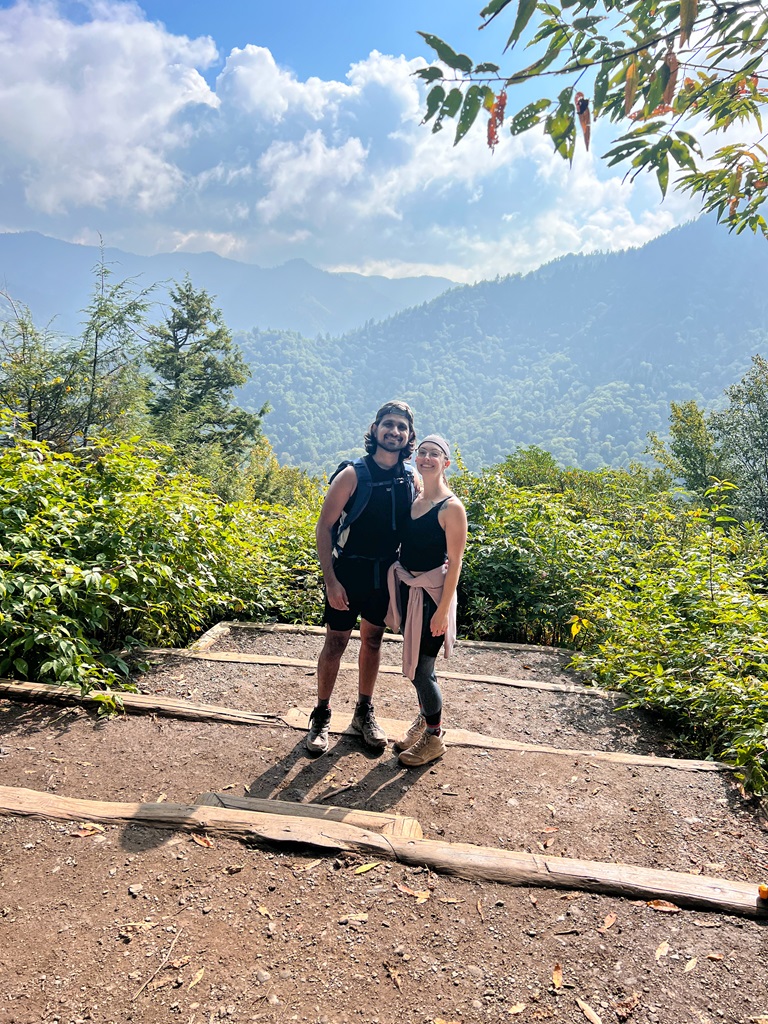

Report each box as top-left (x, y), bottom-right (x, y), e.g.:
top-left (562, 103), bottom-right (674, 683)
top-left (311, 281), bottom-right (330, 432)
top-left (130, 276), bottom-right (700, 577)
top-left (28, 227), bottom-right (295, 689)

top-left (283, 708), bottom-right (729, 773)
top-left (222, 620), bottom-right (566, 655)
top-left (142, 647), bottom-right (605, 697)
top-left (1, 786), bottom-right (764, 918)
top-left (194, 792), bottom-right (422, 839)
top-left (0, 679), bottom-right (285, 726)
top-left (0, 681), bottom-right (728, 773)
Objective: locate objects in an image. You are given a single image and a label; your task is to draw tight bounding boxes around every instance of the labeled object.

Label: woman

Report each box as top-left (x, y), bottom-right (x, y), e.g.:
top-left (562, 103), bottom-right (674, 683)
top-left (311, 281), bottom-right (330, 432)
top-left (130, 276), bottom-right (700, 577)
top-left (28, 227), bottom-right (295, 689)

top-left (386, 434), bottom-right (468, 767)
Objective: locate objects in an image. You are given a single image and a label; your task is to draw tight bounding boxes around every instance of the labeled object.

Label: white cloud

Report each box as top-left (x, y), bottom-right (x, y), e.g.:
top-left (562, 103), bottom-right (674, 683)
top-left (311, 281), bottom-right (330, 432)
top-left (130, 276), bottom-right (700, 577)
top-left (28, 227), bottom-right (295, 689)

top-left (0, 1), bottom-right (710, 283)
top-left (0, 0), bottom-right (218, 212)
top-left (217, 44), bottom-right (352, 122)
top-left (256, 131), bottom-right (368, 223)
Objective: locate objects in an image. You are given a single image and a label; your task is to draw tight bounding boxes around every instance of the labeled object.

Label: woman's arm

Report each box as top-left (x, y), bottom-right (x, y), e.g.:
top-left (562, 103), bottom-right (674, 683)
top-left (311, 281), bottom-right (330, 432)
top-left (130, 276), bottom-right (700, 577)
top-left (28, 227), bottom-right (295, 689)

top-left (430, 498), bottom-right (468, 635)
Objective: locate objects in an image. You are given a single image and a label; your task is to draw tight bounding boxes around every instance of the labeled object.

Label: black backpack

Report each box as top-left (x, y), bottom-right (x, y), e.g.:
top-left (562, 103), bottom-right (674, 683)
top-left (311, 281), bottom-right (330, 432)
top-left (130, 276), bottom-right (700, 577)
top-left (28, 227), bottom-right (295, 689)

top-left (329, 456), bottom-right (416, 559)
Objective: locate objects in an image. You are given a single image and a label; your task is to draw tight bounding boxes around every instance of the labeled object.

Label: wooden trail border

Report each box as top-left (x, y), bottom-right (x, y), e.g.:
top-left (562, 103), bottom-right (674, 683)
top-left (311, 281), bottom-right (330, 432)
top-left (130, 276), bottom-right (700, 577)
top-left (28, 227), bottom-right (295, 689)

top-left (1, 786), bottom-right (765, 919)
top-left (193, 620), bottom-right (567, 658)
top-left (144, 647), bottom-right (607, 698)
top-left (194, 791), bottom-right (422, 838)
top-left (0, 679), bottom-right (287, 727)
top-left (0, 680), bottom-right (728, 774)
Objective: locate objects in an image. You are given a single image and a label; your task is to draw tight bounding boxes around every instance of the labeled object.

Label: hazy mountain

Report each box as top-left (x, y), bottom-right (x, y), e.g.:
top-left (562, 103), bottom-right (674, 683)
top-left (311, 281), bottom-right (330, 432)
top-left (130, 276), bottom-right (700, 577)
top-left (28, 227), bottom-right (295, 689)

top-left (235, 217), bottom-right (768, 473)
top-left (0, 231), bottom-right (453, 336)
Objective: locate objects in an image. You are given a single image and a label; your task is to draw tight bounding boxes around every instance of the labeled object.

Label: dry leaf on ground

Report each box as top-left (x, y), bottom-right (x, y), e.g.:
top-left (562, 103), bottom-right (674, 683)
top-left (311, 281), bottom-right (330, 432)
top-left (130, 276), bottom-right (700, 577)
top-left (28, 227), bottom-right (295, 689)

top-left (188, 968), bottom-right (205, 991)
top-left (509, 1004), bottom-right (526, 1015)
top-left (598, 913), bottom-right (617, 933)
top-left (191, 834), bottom-right (214, 849)
top-left (611, 991), bottom-right (641, 1021)
top-left (396, 883), bottom-right (430, 903)
top-left (385, 964), bottom-right (402, 992)
top-left (706, 952), bottom-right (725, 961)
top-left (683, 958), bottom-right (697, 973)
top-left (354, 862), bottom-right (381, 875)
top-left (647, 899), bottom-right (680, 913)
top-left (655, 940), bottom-right (670, 961)
top-left (576, 996), bottom-right (603, 1024)
top-left (552, 963), bottom-right (563, 989)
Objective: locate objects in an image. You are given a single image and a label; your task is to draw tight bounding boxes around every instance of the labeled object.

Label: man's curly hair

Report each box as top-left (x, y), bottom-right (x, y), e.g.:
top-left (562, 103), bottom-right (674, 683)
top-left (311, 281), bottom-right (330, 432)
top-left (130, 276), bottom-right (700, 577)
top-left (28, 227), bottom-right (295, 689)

top-left (363, 400), bottom-right (416, 458)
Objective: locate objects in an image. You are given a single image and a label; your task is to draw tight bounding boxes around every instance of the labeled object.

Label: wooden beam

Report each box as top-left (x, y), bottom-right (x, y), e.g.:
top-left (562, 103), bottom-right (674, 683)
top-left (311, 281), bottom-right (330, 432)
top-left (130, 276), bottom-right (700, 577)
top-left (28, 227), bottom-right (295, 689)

top-left (194, 792), bottom-right (422, 839)
top-left (221, 620), bottom-right (566, 656)
top-left (142, 647), bottom-right (606, 697)
top-left (280, 708), bottom-right (728, 772)
top-left (1, 786), bottom-right (763, 918)
top-left (0, 681), bottom-right (728, 773)
top-left (0, 679), bottom-right (285, 726)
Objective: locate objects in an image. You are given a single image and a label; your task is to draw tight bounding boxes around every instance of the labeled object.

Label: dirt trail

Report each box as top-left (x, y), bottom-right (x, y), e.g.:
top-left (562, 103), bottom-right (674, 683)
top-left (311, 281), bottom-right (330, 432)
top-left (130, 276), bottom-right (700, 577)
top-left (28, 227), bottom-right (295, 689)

top-left (0, 623), bottom-right (766, 1024)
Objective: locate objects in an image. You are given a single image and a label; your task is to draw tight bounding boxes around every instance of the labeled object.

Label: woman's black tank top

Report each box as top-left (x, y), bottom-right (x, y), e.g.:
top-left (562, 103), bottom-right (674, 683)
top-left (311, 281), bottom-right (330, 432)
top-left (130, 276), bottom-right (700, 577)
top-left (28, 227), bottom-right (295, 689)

top-left (400, 497), bottom-right (450, 571)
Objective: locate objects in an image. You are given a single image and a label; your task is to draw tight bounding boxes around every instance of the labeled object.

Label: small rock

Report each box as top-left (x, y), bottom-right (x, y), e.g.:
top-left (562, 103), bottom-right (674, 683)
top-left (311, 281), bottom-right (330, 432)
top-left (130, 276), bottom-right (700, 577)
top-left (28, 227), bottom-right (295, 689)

top-left (128, 884), bottom-right (143, 897)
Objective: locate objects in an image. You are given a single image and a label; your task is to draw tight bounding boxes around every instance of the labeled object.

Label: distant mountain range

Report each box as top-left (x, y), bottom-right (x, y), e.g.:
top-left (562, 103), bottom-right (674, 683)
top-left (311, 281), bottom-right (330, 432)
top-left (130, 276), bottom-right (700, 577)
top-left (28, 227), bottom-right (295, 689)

top-left (3, 221), bottom-right (767, 475)
top-left (233, 217), bottom-right (768, 473)
top-left (0, 231), bottom-right (453, 337)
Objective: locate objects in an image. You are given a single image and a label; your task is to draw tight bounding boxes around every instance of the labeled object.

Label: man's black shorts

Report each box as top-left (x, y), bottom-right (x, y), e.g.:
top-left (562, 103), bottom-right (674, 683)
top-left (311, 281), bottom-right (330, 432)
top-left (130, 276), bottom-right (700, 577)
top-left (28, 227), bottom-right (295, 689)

top-left (324, 556), bottom-right (391, 633)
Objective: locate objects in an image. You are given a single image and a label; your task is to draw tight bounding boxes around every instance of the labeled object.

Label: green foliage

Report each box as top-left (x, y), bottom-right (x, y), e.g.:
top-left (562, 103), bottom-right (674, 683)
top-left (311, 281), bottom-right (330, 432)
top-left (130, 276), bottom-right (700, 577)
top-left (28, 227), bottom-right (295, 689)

top-left (416, 1), bottom-right (768, 236)
top-left (0, 417), bottom-right (316, 692)
top-left (647, 399), bottom-right (726, 495)
top-left (570, 482), bottom-right (768, 794)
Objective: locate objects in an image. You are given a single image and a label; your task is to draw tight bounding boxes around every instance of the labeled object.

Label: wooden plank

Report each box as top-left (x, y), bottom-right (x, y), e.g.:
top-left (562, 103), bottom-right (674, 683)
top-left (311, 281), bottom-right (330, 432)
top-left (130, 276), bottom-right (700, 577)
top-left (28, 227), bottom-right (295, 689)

top-left (223, 621), bottom-right (566, 655)
top-left (0, 681), bottom-right (726, 773)
top-left (142, 647), bottom-right (606, 697)
top-left (188, 622), bottom-right (232, 652)
top-left (194, 792), bottom-right (422, 839)
top-left (282, 708), bottom-right (729, 773)
top-left (1, 786), bottom-right (763, 918)
top-left (0, 680), bottom-right (285, 726)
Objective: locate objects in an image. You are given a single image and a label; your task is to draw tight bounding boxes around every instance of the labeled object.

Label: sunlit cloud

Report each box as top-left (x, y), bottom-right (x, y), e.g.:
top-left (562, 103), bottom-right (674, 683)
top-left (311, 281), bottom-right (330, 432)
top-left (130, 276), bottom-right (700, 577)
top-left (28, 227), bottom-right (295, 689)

top-left (0, 0), bottom-right (705, 282)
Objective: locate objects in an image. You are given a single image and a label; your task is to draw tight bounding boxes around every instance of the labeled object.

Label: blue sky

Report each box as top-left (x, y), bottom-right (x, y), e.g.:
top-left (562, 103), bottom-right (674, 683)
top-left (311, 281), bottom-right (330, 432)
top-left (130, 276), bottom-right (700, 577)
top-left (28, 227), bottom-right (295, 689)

top-left (0, 0), bottom-right (700, 283)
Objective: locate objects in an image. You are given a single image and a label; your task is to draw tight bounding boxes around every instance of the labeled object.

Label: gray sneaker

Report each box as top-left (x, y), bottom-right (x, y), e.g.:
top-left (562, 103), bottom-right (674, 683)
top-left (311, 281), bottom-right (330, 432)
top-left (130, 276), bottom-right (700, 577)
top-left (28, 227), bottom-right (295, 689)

top-left (349, 703), bottom-right (387, 751)
top-left (393, 713), bottom-right (426, 752)
top-left (306, 705), bottom-right (332, 755)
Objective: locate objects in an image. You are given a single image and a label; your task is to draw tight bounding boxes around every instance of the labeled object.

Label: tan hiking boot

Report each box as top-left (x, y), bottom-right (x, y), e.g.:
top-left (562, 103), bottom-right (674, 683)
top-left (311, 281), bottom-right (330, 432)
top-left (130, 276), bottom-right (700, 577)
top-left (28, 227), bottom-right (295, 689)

top-left (398, 729), bottom-right (446, 767)
top-left (393, 713), bottom-right (426, 752)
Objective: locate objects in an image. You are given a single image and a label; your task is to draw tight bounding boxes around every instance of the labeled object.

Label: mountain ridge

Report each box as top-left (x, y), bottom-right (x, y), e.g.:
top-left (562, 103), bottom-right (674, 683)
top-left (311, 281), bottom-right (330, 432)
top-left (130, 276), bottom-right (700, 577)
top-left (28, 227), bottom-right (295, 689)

top-left (0, 230), bottom-right (453, 337)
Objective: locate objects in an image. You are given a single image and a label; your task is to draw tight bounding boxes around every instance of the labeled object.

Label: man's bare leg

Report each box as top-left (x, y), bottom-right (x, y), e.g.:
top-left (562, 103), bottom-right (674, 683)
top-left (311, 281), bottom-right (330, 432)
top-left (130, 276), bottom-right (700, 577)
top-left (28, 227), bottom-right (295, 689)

top-left (350, 619), bottom-right (387, 750)
top-left (316, 627), bottom-right (352, 701)
top-left (357, 619), bottom-right (385, 697)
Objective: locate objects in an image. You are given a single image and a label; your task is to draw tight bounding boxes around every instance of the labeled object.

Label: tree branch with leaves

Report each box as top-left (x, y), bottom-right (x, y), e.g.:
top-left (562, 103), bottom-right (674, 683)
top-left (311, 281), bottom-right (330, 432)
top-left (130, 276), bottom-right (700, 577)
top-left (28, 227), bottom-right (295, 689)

top-left (417, 0), bottom-right (768, 234)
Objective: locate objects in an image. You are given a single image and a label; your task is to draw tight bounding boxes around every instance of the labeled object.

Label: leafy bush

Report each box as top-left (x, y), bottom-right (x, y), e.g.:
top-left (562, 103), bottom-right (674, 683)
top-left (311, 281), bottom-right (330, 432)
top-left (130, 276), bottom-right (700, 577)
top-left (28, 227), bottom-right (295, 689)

top-left (0, 423), bottom-right (319, 691)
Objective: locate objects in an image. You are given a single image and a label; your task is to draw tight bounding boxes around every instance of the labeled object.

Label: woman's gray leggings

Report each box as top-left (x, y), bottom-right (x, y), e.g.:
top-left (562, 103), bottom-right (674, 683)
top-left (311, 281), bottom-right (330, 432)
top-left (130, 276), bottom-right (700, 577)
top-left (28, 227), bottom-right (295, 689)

top-left (412, 654), bottom-right (442, 726)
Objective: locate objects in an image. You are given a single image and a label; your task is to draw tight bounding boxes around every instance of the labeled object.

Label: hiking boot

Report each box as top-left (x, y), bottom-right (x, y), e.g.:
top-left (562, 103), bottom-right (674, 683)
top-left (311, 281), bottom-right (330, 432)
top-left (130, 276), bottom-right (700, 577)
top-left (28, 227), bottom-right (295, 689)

top-left (306, 705), bottom-right (332, 755)
top-left (398, 729), bottom-right (446, 767)
top-left (393, 713), bottom-right (426, 752)
top-left (349, 703), bottom-right (387, 751)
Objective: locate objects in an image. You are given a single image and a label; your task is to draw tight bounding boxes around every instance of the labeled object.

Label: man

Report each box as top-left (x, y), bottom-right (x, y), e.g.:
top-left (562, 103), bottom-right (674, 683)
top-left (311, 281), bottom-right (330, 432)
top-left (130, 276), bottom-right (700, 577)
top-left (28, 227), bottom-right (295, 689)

top-left (306, 401), bottom-right (417, 755)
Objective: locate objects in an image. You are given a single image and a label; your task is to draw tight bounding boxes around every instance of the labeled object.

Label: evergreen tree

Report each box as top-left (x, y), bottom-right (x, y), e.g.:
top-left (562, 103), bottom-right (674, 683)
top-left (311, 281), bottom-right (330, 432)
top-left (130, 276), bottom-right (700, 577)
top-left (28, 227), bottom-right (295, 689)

top-left (145, 277), bottom-right (267, 493)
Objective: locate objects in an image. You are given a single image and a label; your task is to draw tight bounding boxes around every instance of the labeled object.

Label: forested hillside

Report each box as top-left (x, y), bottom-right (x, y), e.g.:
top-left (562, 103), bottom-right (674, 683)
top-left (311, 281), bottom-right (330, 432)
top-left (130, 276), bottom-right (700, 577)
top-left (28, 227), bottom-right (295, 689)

top-left (237, 218), bottom-right (768, 472)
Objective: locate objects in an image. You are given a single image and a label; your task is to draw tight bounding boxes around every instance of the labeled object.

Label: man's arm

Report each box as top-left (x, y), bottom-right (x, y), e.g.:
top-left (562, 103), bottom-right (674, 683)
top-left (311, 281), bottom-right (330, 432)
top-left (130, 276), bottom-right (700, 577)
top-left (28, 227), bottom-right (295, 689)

top-left (316, 465), bottom-right (358, 612)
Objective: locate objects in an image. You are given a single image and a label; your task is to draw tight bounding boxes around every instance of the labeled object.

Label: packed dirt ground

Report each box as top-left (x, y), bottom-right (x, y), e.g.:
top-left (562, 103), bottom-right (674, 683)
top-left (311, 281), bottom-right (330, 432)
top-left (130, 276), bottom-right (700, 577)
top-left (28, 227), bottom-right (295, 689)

top-left (1, 622), bottom-right (767, 1024)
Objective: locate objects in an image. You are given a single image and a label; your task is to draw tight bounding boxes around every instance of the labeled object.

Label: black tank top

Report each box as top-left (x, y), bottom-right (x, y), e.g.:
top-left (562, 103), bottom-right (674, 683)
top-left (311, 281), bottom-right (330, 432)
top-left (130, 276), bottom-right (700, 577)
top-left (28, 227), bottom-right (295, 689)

top-left (400, 497), bottom-right (450, 571)
top-left (341, 456), bottom-right (412, 560)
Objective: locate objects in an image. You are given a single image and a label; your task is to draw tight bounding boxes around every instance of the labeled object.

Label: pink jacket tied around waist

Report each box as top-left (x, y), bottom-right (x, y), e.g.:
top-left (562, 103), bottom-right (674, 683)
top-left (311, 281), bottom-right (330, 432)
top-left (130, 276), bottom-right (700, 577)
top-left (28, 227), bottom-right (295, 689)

top-left (386, 561), bottom-right (457, 681)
